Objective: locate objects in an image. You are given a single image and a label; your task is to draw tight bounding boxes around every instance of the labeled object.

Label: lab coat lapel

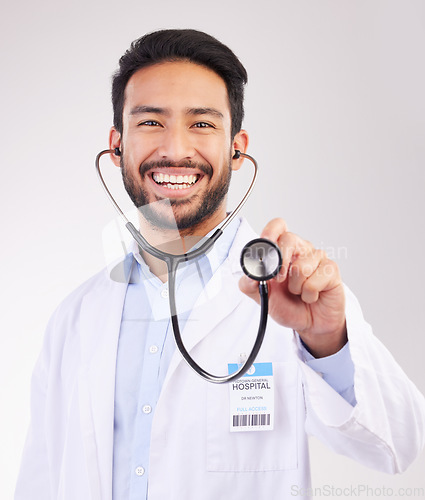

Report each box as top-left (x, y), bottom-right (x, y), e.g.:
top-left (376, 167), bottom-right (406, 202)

top-left (78, 272), bottom-right (128, 500)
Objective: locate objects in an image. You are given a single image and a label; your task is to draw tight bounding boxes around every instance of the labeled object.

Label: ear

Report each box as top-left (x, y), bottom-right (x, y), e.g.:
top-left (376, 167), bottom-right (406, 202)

top-left (231, 129), bottom-right (249, 171)
top-left (109, 127), bottom-right (122, 167)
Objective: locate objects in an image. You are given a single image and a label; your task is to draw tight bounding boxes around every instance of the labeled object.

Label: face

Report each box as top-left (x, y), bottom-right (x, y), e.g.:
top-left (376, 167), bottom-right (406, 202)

top-left (110, 61), bottom-right (248, 235)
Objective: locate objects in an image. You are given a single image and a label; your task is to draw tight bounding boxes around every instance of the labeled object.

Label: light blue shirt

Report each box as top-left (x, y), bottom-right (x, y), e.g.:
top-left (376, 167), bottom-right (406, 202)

top-left (296, 334), bottom-right (356, 406)
top-left (112, 219), bottom-right (241, 500)
top-left (112, 219), bottom-right (355, 499)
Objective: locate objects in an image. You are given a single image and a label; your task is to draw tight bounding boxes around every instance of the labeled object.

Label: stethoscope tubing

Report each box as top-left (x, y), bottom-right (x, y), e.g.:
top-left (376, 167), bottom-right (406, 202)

top-left (95, 149), bottom-right (269, 383)
top-left (170, 274), bottom-right (270, 383)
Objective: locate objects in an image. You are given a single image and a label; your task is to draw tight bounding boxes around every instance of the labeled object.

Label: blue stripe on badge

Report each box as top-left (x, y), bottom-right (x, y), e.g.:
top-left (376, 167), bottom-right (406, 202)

top-left (228, 362), bottom-right (273, 377)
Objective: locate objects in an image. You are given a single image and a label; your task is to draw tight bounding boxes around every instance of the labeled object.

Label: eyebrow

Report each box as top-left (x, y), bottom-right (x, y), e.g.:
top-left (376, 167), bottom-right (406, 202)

top-left (129, 105), bottom-right (169, 116)
top-left (186, 107), bottom-right (224, 119)
top-left (129, 105), bottom-right (224, 120)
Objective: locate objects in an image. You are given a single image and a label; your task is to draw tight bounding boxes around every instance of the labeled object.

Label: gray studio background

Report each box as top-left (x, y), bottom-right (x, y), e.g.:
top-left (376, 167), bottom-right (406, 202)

top-left (1, 0), bottom-right (424, 498)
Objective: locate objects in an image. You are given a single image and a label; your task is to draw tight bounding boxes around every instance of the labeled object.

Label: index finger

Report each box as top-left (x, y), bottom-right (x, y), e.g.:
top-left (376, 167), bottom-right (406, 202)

top-left (260, 218), bottom-right (288, 243)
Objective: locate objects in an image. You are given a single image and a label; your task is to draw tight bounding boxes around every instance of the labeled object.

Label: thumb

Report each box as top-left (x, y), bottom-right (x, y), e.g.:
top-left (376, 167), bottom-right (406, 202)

top-left (239, 275), bottom-right (261, 305)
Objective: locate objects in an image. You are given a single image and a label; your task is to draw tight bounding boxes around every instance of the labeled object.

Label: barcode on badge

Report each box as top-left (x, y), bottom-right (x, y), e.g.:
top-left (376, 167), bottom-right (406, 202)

top-left (232, 413), bottom-right (271, 427)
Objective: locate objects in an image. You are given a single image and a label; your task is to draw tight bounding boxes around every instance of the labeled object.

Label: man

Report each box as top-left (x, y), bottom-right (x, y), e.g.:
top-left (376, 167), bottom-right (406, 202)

top-left (16, 29), bottom-right (425, 500)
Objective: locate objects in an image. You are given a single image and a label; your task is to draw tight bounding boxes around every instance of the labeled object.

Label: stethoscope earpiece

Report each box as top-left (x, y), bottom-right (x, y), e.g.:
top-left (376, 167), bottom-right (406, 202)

top-left (114, 147), bottom-right (121, 156)
top-left (233, 149), bottom-right (241, 159)
top-left (241, 238), bottom-right (282, 282)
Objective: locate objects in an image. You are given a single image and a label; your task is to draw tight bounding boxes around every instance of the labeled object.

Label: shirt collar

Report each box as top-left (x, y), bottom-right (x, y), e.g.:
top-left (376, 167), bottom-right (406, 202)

top-left (132, 217), bottom-right (241, 282)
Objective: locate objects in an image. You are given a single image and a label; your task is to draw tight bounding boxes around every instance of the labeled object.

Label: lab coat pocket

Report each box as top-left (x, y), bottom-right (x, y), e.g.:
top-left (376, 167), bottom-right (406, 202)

top-left (206, 361), bottom-right (299, 472)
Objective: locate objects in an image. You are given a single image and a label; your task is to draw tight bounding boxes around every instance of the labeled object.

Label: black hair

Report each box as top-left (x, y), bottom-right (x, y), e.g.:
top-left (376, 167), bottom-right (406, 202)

top-left (112, 29), bottom-right (248, 139)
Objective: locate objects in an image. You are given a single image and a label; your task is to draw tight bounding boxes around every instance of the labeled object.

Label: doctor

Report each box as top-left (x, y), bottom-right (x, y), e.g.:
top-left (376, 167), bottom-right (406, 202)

top-left (16, 29), bottom-right (425, 500)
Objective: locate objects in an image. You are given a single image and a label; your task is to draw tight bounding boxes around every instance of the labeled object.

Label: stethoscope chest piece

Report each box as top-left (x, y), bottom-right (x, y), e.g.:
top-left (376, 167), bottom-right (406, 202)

top-left (241, 238), bottom-right (282, 281)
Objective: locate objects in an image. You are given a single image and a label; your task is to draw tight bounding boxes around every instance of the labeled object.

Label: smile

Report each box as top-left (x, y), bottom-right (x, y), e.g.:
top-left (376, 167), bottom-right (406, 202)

top-left (152, 173), bottom-right (200, 190)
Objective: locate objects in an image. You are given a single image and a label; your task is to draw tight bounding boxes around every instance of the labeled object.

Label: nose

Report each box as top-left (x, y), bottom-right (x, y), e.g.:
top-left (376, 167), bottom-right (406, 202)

top-left (157, 127), bottom-right (196, 163)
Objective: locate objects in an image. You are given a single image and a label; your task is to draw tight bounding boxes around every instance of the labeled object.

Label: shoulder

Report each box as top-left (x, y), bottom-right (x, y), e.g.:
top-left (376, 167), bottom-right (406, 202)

top-left (44, 256), bottom-right (131, 347)
top-left (55, 266), bottom-right (122, 315)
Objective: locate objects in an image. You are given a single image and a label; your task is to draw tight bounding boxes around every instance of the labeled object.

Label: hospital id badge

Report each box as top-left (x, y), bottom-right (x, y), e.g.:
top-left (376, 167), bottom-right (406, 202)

top-left (228, 362), bottom-right (274, 432)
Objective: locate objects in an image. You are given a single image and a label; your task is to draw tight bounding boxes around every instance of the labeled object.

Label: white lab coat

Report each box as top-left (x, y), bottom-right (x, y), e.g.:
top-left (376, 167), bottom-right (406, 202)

top-left (15, 219), bottom-right (425, 500)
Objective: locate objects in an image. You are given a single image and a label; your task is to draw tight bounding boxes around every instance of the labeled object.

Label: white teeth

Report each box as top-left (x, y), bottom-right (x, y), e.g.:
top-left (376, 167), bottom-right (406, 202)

top-left (164, 183), bottom-right (191, 190)
top-left (153, 172), bottom-right (199, 188)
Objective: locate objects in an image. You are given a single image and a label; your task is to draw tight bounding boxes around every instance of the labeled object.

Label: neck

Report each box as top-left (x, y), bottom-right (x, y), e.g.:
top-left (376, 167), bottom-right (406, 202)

top-left (137, 209), bottom-right (227, 282)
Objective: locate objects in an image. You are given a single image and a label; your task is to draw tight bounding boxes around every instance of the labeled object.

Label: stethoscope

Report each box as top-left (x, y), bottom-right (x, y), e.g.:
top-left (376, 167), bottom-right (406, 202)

top-left (95, 148), bottom-right (282, 383)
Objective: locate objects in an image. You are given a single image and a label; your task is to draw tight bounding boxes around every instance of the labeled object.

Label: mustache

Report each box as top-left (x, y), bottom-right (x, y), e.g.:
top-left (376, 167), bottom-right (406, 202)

top-left (138, 160), bottom-right (213, 178)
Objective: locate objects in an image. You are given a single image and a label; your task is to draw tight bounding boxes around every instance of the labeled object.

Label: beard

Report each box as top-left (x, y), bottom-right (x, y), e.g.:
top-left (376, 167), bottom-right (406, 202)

top-left (121, 155), bottom-right (232, 231)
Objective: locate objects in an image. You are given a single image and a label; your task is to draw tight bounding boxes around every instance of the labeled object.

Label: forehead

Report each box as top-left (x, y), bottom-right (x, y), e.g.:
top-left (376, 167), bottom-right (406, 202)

top-left (123, 61), bottom-right (231, 116)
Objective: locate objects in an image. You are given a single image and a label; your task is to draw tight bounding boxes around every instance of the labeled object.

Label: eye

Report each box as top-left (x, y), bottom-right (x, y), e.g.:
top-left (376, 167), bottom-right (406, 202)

top-left (138, 120), bottom-right (161, 127)
top-left (192, 122), bottom-right (215, 129)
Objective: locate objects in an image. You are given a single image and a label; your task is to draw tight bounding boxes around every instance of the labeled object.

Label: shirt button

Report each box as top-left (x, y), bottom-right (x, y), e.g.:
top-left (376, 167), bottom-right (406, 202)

top-left (160, 288), bottom-right (169, 299)
top-left (142, 404), bottom-right (152, 414)
top-left (149, 345), bottom-right (158, 354)
top-left (135, 466), bottom-right (145, 476)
